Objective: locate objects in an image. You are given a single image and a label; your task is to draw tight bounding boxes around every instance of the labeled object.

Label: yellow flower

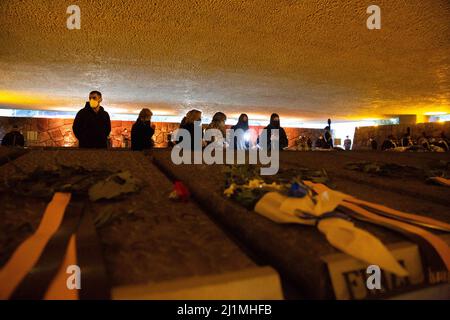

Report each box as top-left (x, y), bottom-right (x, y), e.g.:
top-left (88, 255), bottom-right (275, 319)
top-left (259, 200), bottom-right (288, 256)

top-left (224, 183), bottom-right (237, 197)
top-left (248, 179), bottom-right (263, 189)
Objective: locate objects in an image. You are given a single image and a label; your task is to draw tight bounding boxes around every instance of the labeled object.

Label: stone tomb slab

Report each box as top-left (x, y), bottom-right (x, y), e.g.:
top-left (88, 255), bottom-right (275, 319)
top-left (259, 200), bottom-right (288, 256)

top-left (280, 151), bottom-right (450, 207)
top-left (151, 150), bottom-right (450, 299)
top-left (0, 149), bottom-right (258, 297)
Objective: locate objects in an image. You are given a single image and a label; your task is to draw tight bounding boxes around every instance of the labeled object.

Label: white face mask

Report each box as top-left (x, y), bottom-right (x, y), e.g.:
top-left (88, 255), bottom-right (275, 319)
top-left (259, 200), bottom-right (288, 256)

top-left (89, 99), bottom-right (99, 108)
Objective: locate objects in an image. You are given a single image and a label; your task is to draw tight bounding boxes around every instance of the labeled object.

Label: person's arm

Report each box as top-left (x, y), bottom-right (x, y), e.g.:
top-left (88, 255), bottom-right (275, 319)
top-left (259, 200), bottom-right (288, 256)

top-left (149, 124), bottom-right (156, 147)
top-left (104, 113), bottom-right (111, 137)
top-left (148, 124), bottom-right (155, 138)
top-left (280, 128), bottom-right (288, 149)
top-left (72, 111), bottom-right (83, 141)
top-left (257, 127), bottom-right (271, 149)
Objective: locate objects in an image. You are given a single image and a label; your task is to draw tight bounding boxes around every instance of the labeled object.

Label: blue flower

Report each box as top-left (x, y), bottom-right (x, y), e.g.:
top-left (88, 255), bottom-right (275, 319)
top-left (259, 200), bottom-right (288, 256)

top-left (288, 182), bottom-right (308, 198)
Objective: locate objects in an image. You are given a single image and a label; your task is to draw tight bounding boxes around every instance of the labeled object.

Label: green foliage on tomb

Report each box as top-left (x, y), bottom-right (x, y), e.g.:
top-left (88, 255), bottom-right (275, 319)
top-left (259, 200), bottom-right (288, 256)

top-left (223, 165), bottom-right (332, 210)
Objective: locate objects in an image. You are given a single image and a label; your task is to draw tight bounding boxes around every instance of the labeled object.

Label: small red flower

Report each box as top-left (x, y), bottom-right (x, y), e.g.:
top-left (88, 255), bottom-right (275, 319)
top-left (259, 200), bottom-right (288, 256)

top-left (169, 181), bottom-right (190, 201)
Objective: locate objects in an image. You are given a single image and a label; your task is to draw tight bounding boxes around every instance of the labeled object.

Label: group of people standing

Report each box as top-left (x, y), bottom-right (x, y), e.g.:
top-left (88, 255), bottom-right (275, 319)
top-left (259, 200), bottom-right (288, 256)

top-left (1, 91), bottom-right (342, 152)
top-left (368, 127), bottom-right (450, 152)
top-left (69, 91), bottom-right (290, 151)
top-left (313, 126), bottom-right (334, 149)
top-left (175, 110), bottom-right (289, 151)
top-left (1, 125), bottom-right (25, 147)
top-left (4, 92), bottom-right (450, 154)
top-left (71, 91), bottom-right (156, 150)
top-left (293, 127), bottom-right (335, 151)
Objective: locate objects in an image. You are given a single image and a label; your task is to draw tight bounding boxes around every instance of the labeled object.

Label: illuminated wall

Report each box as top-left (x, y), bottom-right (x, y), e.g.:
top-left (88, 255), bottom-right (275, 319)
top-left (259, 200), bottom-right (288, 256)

top-left (0, 117), bottom-right (322, 149)
top-left (0, 117), bottom-right (179, 148)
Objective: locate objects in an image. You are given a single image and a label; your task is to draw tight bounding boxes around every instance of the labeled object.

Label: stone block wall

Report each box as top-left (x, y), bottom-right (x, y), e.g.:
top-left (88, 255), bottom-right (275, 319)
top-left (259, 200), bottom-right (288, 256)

top-left (0, 116), bottom-right (322, 149)
top-left (353, 121), bottom-right (450, 150)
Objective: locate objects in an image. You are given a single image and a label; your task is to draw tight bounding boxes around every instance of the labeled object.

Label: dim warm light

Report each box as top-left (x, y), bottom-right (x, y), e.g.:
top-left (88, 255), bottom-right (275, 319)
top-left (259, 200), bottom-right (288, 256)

top-left (424, 112), bottom-right (447, 116)
top-left (0, 90), bottom-right (48, 106)
top-left (0, 90), bottom-right (77, 107)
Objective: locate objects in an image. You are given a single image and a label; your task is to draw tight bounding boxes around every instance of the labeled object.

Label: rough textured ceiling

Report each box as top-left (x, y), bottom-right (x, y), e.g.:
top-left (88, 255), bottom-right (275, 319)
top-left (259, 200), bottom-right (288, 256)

top-left (0, 0), bottom-right (449, 122)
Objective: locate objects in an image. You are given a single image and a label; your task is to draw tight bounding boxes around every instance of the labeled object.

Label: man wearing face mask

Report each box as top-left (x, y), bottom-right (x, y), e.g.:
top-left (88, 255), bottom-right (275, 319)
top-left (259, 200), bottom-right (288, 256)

top-left (72, 91), bottom-right (111, 148)
top-left (257, 113), bottom-right (288, 150)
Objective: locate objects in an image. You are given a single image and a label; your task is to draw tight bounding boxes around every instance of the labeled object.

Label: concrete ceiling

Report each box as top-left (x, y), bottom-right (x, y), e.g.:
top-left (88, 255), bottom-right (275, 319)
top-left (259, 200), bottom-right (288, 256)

top-left (0, 0), bottom-right (449, 122)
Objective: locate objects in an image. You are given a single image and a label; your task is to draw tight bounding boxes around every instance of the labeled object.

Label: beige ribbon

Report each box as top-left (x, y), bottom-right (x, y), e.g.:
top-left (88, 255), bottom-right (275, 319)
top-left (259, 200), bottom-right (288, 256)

top-left (304, 181), bottom-right (450, 271)
top-left (0, 193), bottom-right (71, 300)
top-left (254, 190), bottom-right (409, 276)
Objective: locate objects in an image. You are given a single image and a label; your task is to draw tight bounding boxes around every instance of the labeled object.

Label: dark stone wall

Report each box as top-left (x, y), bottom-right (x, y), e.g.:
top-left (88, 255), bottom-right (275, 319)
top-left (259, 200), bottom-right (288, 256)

top-left (353, 122), bottom-right (450, 150)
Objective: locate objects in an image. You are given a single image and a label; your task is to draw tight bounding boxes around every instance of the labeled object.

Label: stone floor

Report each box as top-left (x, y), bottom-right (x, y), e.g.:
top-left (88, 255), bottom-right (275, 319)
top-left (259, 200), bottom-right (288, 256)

top-left (0, 149), bottom-right (255, 288)
top-left (1, 147), bottom-right (449, 299)
top-left (151, 149), bottom-right (450, 299)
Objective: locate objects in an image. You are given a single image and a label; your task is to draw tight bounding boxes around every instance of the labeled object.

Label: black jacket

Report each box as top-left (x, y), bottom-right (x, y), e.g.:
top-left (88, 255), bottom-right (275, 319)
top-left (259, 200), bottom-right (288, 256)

top-left (324, 131), bottom-right (333, 149)
top-left (257, 125), bottom-right (288, 150)
top-left (177, 122), bottom-right (203, 150)
top-left (1, 131), bottom-right (25, 147)
top-left (131, 120), bottom-right (155, 150)
top-left (231, 123), bottom-right (250, 150)
top-left (73, 103), bottom-right (111, 148)
top-left (381, 139), bottom-right (396, 151)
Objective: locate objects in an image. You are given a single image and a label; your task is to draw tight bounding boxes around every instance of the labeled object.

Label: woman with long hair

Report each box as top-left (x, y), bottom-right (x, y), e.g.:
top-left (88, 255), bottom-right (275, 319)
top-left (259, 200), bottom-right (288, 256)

top-left (230, 113), bottom-right (250, 150)
top-left (205, 112), bottom-right (227, 147)
top-left (257, 113), bottom-right (288, 150)
top-left (131, 108), bottom-right (155, 150)
top-left (176, 109), bottom-right (203, 150)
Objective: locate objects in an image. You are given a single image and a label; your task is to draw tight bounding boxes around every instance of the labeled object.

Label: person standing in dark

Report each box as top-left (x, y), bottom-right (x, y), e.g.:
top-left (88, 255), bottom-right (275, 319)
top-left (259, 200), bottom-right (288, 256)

top-left (257, 113), bottom-right (288, 150)
top-left (401, 127), bottom-right (412, 147)
top-left (324, 126), bottom-right (333, 149)
top-left (370, 138), bottom-right (378, 150)
top-left (381, 135), bottom-right (397, 151)
top-left (131, 108), bottom-right (155, 151)
top-left (73, 91), bottom-right (111, 148)
top-left (1, 125), bottom-right (25, 147)
top-left (177, 109), bottom-right (203, 150)
top-left (418, 132), bottom-right (430, 150)
top-left (231, 113), bottom-right (250, 150)
top-left (307, 137), bottom-right (313, 150)
top-left (315, 136), bottom-right (326, 149)
top-left (343, 135), bottom-right (352, 150)
top-left (435, 131), bottom-right (449, 152)
top-left (205, 112), bottom-right (227, 146)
